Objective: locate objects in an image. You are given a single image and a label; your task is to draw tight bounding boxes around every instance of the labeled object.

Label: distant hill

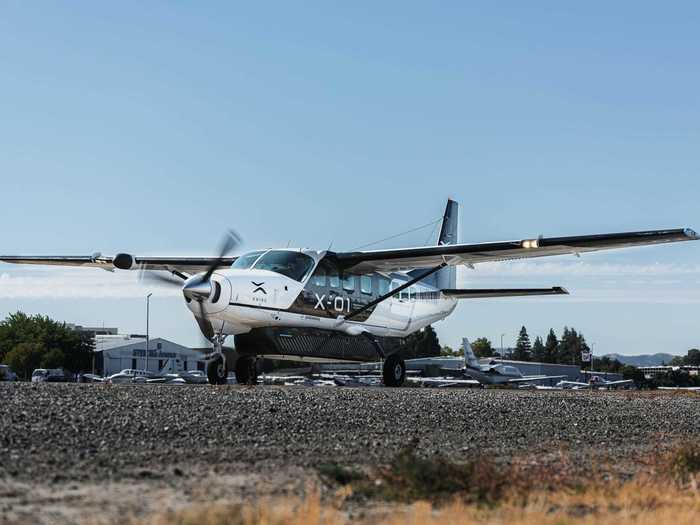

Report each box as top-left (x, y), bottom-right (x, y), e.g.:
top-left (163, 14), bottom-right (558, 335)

top-left (604, 353), bottom-right (677, 367)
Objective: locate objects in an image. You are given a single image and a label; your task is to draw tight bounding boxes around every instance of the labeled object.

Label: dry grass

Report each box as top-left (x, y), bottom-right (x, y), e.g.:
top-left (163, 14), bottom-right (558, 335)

top-left (126, 441), bottom-right (700, 525)
top-left (129, 479), bottom-right (700, 525)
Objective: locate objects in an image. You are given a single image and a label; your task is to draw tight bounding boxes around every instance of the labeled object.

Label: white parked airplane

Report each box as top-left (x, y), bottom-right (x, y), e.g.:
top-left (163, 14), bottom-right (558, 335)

top-left (556, 376), bottom-right (634, 389)
top-left (455, 338), bottom-right (567, 386)
top-left (2, 199), bottom-right (697, 386)
top-left (408, 338), bottom-right (566, 388)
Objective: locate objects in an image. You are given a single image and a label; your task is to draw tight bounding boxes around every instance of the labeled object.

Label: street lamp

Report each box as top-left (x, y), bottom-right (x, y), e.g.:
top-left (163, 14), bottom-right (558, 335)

top-left (146, 293), bottom-right (152, 372)
top-left (500, 333), bottom-right (506, 362)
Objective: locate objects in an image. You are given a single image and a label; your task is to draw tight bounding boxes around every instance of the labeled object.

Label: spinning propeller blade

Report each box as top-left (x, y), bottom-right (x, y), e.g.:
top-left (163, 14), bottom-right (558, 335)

top-left (203, 230), bottom-right (242, 282)
top-left (137, 230), bottom-right (242, 342)
top-left (138, 270), bottom-right (186, 287)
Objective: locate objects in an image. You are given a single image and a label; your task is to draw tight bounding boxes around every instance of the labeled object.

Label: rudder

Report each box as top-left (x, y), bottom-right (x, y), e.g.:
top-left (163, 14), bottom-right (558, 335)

top-left (436, 199), bottom-right (459, 290)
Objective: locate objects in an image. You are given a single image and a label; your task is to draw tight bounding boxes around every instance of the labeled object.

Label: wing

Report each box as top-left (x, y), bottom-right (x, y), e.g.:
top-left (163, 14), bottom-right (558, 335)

top-left (558, 380), bottom-right (590, 388)
top-left (441, 287), bottom-right (568, 299)
top-left (603, 380), bottom-right (634, 387)
top-left (0, 254), bottom-right (237, 274)
top-left (334, 228), bottom-right (699, 273)
top-left (407, 377), bottom-right (480, 387)
top-left (506, 375), bottom-right (568, 383)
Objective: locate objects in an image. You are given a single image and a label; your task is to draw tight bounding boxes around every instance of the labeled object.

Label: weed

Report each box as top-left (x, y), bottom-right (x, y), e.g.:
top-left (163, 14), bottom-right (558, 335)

top-left (665, 440), bottom-right (700, 481)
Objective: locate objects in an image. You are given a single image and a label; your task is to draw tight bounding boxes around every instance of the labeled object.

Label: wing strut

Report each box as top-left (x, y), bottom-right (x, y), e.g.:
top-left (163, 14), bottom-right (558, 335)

top-left (310, 262), bottom-right (447, 359)
top-left (343, 262), bottom-right (447, 322)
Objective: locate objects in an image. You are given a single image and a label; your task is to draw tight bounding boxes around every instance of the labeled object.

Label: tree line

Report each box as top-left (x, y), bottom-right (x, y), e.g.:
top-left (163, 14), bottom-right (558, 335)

top-left (467, 326), bottom-right (595, 366)
top-left (0, 312), bottom-right (95, 379)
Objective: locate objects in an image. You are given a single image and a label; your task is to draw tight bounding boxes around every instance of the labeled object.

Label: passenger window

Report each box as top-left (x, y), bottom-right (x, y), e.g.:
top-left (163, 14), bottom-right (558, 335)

top-left (378, 277), bottom-right (390, 296)
top-left (343, 274), bottom-right (355, 292)
top-left (329, 270), bottom-right (339, 288)
top-left (360, 275), bottom-right (372, 294)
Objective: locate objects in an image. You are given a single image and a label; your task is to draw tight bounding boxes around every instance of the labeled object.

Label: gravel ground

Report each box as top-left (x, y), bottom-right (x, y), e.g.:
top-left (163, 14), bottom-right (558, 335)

top-left (1, 383), bottom-right (699, 523)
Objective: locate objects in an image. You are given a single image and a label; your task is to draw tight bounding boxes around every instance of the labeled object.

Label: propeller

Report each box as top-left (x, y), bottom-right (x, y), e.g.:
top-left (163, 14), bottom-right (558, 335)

top-left (139, 230), bottom-right (242, 342)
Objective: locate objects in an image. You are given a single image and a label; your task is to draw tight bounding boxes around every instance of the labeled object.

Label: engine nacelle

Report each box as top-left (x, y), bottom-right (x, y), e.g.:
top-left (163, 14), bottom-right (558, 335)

top-left (113, 253), bottom-right (136, 270)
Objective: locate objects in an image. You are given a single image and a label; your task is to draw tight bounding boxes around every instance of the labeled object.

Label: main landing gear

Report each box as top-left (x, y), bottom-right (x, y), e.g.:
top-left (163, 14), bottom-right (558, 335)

top-left (382, 354), bottom-right (406, 387)
top-left (234, 356), bottom-right (259, 385)
top-left (361, 331), bottom-right (406, 388)
top-left (207, 334), bottom-right (228, 385)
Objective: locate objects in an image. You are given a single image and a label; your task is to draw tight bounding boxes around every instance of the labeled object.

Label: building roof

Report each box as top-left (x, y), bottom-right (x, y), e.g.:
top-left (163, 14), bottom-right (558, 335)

top-left (93, 337), bottom-right (194, 354)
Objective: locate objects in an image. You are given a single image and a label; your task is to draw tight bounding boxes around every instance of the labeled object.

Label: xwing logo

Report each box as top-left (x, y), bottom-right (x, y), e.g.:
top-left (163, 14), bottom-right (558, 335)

top-left (251, 281), bottom-right (267, 294)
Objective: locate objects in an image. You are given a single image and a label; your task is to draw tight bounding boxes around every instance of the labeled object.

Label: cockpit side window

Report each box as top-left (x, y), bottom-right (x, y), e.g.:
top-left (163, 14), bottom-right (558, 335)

top-left (253, 251), bottom-right (315, 282)
top-left (231, 251), bottom-right (265, 270)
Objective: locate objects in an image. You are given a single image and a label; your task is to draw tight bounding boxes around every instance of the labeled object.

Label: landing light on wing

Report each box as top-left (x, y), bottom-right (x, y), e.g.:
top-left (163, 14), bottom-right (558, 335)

top-left (521, 239), bottom-right (539, 249)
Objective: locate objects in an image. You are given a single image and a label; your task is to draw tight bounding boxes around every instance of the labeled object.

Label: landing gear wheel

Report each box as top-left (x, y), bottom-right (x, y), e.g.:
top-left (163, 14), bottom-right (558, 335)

top-left (235, 356), bottom-right (258, 385)
top-left (383, 355), bottom-right (406, 387)
top-left (207, 355), bottom-right (228, 385)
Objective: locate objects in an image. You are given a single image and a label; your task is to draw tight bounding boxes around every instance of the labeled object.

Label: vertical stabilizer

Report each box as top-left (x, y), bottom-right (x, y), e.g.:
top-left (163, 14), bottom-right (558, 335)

top-left (436, 199), bottom-right (459, 290)
top-left (463, 338), bottom-right (480, 369)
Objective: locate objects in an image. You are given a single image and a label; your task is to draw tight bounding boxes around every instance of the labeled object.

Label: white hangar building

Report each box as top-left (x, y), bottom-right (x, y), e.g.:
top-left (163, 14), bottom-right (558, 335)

top-left (94, 336), bottom-right (206, 377)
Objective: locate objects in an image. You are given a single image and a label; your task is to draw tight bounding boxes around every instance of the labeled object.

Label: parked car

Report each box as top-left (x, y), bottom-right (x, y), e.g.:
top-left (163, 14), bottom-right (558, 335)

top-left (0, 364), bottom-right (17, 381)
top-left (31, 368), bottom-right (73, 382)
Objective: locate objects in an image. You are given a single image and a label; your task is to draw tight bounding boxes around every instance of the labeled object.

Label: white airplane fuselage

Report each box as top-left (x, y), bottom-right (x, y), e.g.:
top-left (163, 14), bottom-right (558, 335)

top-left (188, 255), bottom-right (458, 342)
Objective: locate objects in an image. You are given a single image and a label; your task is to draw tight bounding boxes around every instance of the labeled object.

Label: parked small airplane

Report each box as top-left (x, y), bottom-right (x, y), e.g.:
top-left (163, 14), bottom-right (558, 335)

top-left (409, 338), bottom-right (566, 387)
top-left (2, 199), bottom-right (697, 386)
top-left (557, 376), bottom-right (634, 389)
top-left (455, 338), bottom-right (567, 385)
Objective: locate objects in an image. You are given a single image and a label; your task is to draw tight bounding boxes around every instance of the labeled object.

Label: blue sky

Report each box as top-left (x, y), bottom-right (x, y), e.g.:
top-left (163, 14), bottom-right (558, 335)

top-left (1, 2), bottom-right (699, 355)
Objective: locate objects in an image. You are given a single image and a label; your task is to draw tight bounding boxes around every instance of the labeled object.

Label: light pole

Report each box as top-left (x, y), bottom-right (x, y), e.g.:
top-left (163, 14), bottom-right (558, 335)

top-left (500, 333), bottom-right (505, 362)
top-left (146, 293), bottom-right (152, 372)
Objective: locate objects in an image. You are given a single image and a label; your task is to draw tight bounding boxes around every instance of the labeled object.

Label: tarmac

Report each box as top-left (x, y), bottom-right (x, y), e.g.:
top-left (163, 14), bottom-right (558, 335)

top-left (1, 383), bottom-right (698, 524)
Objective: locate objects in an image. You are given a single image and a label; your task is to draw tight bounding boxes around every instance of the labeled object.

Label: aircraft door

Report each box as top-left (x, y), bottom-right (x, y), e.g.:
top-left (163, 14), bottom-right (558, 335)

top-left (389, 280), bottom-right (413, 330)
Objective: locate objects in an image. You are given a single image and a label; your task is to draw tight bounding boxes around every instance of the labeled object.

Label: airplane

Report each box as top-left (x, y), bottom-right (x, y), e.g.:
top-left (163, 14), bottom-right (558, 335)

top-left (556, 376), bottom-right (634, 389)
top-left (449, 338), bottom-right (567, 386)
top-left (1, 199), bottom-right (697, 387)
top-left (407, 338), bottom-right (567, 388)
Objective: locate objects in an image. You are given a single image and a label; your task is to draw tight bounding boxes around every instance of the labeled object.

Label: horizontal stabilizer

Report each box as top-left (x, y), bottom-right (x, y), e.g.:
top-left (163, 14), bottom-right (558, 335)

top-left (441, 287), bottom-right (569, 299)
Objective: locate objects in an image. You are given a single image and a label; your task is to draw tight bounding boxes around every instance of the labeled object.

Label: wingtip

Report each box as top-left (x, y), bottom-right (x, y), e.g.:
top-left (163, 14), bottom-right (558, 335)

top-left (554, 287), bottom-right (570, 295)
top-left (684, 228), bottom-right (699, 240)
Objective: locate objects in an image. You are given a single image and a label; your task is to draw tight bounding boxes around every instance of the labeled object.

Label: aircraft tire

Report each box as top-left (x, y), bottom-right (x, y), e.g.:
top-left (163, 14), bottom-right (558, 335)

top-left (207, 356), bottom-right (228, 385)
top-left (383, 355), bottom-right (406, 387)
top-left (235, 356), bottom-right (258, 385)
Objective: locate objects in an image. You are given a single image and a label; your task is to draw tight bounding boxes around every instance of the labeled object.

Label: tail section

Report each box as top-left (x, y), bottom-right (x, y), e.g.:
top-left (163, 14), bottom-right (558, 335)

top-left (436, 199), bottom-right (459, 290)
top-left (462, 338), bottom-right (480, 369)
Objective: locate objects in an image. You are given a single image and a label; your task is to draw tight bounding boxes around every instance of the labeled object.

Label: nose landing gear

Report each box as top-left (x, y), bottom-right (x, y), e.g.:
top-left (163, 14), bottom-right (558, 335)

top-left (206, 335), bottom-right (229, 385)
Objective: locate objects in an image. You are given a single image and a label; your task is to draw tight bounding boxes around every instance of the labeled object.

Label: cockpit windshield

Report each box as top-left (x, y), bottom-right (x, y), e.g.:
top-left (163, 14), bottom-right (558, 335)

top-left (231, 251), bottom-right (265, 270)
top-left (253, 250), bottom-right (315, 282)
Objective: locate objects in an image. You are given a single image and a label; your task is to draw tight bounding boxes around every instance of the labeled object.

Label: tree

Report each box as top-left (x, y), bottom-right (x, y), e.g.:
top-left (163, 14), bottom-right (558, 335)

top-left (0, 312), bottom-right (95, 374)
top-left (544, 329), bottom-right (558, 363)
top-left (621, 365), bottom-right (647, 388)
top-left (512, 326), bottom-right (531, 361)
top-left (404, 325), bottom-right (442, 358)
top-left (416, 325), bottom-right (441, 357)
top-left (686, 349), bottom-right (700, 366)
top-left (440, 345), bottom-right (458, 357)
top-left (531, 336), bottom-right (546, 362)
top-left (41, 348), bottom-right (66, 369)
top-left (4, 342), bottom-right (44, 380)
top-left (471, 337), bottom-right (493, 358)
top-left (670, 355), bottom-right (685, 366)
